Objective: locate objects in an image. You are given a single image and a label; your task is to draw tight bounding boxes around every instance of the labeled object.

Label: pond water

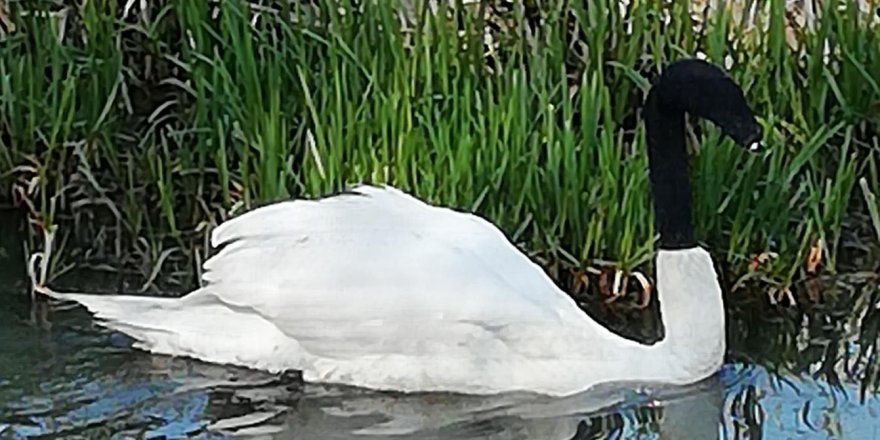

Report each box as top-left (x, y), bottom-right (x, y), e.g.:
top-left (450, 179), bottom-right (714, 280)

top-left (2, 280), bottom-right (880, 440)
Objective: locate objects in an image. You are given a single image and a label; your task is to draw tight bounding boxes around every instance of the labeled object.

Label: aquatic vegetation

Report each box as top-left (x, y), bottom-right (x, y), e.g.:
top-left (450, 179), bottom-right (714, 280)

top-left (0, 0), bottom-right (878, 303)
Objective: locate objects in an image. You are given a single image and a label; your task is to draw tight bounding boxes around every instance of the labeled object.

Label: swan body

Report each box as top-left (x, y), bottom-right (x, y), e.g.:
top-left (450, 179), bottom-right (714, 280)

top-left (46, 59), bottom-right (762, 397)
top-left (54, 185), bottom-right (725, 396)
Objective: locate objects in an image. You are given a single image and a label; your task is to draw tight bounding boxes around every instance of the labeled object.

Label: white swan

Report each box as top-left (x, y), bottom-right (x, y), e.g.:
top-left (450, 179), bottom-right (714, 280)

top-left (45, 59), bottom-right (763, 397)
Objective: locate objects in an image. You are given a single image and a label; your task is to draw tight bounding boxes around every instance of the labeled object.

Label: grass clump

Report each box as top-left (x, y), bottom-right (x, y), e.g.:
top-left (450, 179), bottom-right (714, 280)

top-left (0, 0), bottom-right (878, 304)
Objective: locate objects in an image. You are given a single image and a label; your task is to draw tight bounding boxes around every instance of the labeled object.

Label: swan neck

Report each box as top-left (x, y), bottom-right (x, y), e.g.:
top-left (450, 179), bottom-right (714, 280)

top-left (653, 248), bottom-right (726, 381)
top-left (644, 89), bottom-right (695, 250)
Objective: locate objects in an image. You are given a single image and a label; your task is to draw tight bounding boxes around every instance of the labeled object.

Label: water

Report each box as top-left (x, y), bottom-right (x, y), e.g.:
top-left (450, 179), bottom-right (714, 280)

top-left (2, 283), bottom-right (880, 440)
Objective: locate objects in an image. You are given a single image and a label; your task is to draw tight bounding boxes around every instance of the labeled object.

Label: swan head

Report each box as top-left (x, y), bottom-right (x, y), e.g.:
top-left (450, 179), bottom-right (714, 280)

top-left (653, 58), bottom-right (763, 152)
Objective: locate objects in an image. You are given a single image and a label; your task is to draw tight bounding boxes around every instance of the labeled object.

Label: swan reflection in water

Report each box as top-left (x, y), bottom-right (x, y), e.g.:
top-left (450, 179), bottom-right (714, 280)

top-left (141, 354), bottom-right (724, 439)
top-left (254, 374), bottom-right (724, 440)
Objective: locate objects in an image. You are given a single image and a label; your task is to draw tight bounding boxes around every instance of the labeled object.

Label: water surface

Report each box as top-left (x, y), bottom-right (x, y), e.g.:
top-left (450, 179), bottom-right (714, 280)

top-left (2, 277), bottom-right (880, 439)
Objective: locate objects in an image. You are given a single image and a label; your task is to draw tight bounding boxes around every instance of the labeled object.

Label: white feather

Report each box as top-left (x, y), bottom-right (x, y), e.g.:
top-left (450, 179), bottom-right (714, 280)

top-left (49, 184), bottom-right (725, 396)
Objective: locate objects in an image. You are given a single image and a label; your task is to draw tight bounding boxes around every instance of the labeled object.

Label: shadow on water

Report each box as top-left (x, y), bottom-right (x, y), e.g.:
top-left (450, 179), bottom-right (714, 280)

top-left (2, 206), bottom-right (880, 438)
top-left (0, 205), bottom-right (25, 292)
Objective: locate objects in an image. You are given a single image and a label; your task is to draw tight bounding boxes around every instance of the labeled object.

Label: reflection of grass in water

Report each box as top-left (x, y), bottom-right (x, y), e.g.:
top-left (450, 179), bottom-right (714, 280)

top-left (576, 277), bottom-right (880, 439)
top-left (0, 0), bottom-right (877, 297)
top-left (572, 407), bottom-right (663, 440)
top-left (0, 206), bottom-right (25, 288)
top-left (727, 276), bottom-right (880, 400)
top-left (722, 361), bottom-right (880, 439)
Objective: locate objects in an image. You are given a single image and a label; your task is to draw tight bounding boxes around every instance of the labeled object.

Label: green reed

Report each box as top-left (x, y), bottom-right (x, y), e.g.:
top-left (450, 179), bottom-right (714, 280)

top-left (0, 0), bottom-right (878, 300)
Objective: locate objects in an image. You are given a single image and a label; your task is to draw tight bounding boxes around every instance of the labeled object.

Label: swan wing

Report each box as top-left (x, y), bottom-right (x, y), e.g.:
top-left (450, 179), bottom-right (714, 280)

top-left (201, 185), bottom-right (590, 354)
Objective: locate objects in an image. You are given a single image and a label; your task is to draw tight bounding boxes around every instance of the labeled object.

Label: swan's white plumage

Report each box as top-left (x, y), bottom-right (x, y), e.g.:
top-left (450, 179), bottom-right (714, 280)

top-left (50, 184), bottom-right (725, 396)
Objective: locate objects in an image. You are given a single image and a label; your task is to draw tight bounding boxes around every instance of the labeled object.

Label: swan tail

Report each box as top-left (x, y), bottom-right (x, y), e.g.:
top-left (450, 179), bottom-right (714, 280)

top-left (45, 290), bottom-right (181, 348)
top-left (48, 291), bottom-right (172, 316)
top-left (44, 289), bottom-right (306, 372)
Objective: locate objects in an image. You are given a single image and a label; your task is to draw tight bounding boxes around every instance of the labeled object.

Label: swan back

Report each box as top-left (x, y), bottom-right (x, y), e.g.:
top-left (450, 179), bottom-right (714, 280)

top-left (205, 185), bottom-right (581, 327)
